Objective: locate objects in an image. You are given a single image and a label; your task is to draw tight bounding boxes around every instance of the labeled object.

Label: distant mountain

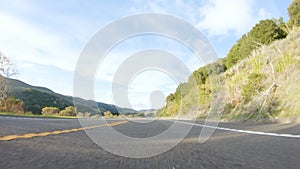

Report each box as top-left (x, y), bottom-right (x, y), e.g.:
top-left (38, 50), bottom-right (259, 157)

top-left (8, 79), bottom-right (137, 115)
top-left (138, 109), bottom-right (157, 113)
top-left (119, 107), bottom-right (138, 114)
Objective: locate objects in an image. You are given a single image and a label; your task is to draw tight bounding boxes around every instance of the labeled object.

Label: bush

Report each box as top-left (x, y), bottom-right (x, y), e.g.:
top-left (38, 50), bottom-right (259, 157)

top-left (224, 103), bottom-right (234, 114)
top-left (59, 106), bottom-right (77, 116)
top-left (41, 107), bottom-right (60, 115)
top-left (103, 111), bottom-right (113, 118)
top-left (76, 112), bottom-right (84, 117)
top-left (242, 73), bottom-right (266, 102)
top-left (0, 96), bottom-right (24, 114)
top-left (84, 112), bottom-right (91, 117)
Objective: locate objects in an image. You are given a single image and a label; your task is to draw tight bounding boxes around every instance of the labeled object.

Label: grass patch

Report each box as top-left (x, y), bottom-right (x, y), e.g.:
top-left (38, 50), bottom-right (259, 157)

top-left (196, 113), bottom-right (208, 119)
top-left (274, 52), bottom-right (295, 73)
top-left (0, 112), bottom-right (78, 119)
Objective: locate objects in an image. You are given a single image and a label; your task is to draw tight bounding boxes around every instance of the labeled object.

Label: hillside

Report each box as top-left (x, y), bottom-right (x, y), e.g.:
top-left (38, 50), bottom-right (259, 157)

top-left (223, 29), bottom-right (300, 120)
top-left (159, 29), bottom-right (300, 122)
top-left (8, 79), bottom-right (137, 115)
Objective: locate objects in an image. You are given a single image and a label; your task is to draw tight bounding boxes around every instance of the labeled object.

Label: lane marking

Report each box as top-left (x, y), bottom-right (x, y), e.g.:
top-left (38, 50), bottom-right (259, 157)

top-left (0, 120), bottom-right (128, 141)
top-left (172, 120), bottom-right (300, 138)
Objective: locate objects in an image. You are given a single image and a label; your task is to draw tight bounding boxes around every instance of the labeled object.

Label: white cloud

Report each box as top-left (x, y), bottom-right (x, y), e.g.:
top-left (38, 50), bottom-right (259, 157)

top-left (130, 0), bottom-right (274, 39)
top-left (0, 12), bottom-right (80, 72)
top-left (258, 8), bottom-right (272, 19)
top-left (196, 0), bottom-right (257, 36)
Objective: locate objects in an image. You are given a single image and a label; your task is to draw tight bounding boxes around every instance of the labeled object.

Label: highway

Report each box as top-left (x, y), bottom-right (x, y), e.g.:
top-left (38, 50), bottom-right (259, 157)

top-left (0, 115), bottom-right (300, 169)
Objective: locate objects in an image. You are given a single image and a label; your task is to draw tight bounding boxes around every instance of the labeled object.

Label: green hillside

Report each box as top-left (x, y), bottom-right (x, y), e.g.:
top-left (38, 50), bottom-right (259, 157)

top-left (224, 29), bottom-right (300, 120)
top-left (159, 28), bottom-right (300, 121)
top-left (8, 79), bottom-right (136, 115)
top-left (159, 0), bottom-right (300, 122)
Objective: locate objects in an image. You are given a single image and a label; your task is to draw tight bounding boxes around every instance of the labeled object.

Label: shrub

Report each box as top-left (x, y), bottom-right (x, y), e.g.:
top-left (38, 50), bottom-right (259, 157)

top-left (76, 112), bottom-right (91, 117)
top-left (223, 103), bottom-right (234, 114)
top-left (242, 73), bottom-right (266, 102)
top-left (103, 111), bottom-right (113, 118)
top-left (41, 107), bottom-right (60, 115)
top-left (84, 112), bottom-right (91, 117)
top-left (59, 106), bottom-right (77, 116)
top-left (1, 97), bottom-right (24, 114)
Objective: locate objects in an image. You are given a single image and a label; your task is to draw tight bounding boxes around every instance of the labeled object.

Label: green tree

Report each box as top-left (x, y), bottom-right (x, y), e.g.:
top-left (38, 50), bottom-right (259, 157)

top-left (166, 94), bottom-right (175, 103)
top-left (206, 58), bottom-right (227, 75)
top-left (288, 0), bottom-right (300, 27)
top-left (248, 20), bottom-right (287, 45)
top-left (225, 34), bottom-right (250, 68)
top-left (189, 67), bottom-right (208, 85)
top-left (226, 19), bottom-right (287, 69)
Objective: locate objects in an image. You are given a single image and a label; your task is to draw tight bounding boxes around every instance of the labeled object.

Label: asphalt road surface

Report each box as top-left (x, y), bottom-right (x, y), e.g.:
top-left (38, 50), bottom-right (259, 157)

top-left (0, 115), bottom-right (300, 169)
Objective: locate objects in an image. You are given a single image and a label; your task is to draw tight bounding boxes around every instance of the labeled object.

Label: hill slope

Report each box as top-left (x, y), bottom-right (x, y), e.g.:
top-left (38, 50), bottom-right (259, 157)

top-left (8, 79), bottom-right (137, 115)
top-left (159, 29), bottom-right (300, 121)
top-left (223, 29), bottom-right (300, 120)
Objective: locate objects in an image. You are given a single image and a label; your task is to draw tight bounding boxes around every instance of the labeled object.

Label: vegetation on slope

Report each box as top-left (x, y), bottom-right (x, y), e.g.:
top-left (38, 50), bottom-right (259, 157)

top-left (6, 78), bottom-right (135, 116)
top-left (225, 19), bottom-right (287, 69)
top-left (223, 29), bottom-right (300, 120)
top-left (159, 0), bottom-right (300, 121)
top-left (288, 0), bottom-right (300, 27)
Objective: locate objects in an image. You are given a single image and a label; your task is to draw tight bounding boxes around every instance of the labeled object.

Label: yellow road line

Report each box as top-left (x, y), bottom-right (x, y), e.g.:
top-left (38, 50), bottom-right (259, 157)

top-left (0, 120), bottom-right (128, 141)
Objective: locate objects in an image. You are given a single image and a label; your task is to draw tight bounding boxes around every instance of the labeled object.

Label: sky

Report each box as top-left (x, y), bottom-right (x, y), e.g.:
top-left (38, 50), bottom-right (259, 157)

top-left (0, 0), bottom-right (293, 110)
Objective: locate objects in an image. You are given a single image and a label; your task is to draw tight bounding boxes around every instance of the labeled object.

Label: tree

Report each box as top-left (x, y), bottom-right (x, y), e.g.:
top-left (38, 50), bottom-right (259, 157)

top-left (103, 111), bottom-right (113, 118)
top-left (166, 94), bottom-right (175, 103)
top-left (0, 96), bottom-right (24, 114)
top-left (225, 34), bottom-right (250, 68)
top-left (59, 106), bottom-right (77, 116)
top-left (0, 52), bottom-right (17, 103)
top-left (84, 112), bottom-right (91, 117)
top-left (41, 107), bottom-right (60, 115)
top-left (189, 67), bottom-right (209, 85)
top-left (276, 17), bottom-right (290, 33)
top-left (76, 112), bottom-right (84, 117)
top-left (288, 0), bottom-right (300, 27)
top-left (226, 19), bottom-right (287, 69)
top-left (248, 20), bottom-right (287, 45)
top-left (206, 58), bottom-right (227, 75)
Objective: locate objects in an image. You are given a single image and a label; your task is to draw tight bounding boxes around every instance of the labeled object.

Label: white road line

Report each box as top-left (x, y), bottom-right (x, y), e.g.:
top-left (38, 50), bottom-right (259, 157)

top-left (172, 120), bottom-right (300, 138)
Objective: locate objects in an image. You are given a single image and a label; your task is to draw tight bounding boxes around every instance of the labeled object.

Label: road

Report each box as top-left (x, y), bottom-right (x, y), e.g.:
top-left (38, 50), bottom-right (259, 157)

top-left (0, 115), bottom-right (300, 169)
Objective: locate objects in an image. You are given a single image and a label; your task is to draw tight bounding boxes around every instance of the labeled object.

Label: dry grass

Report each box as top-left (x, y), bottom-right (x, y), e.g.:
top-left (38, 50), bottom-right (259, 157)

top-left (223, 29), bottom-right (300, 120)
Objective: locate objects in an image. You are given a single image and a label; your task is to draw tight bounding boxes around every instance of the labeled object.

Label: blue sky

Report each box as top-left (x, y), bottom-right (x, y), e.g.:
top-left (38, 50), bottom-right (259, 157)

top-left (0, 0), bottom-right (293, 110)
